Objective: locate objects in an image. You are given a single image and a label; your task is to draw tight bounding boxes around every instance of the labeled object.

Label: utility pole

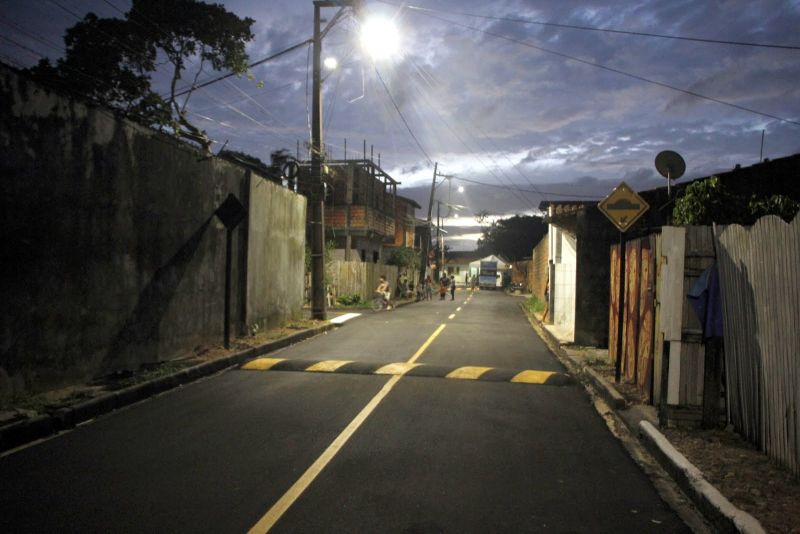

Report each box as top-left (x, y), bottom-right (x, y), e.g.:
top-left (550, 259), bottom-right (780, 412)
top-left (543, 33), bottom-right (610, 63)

top-left (310, 1), bottom-right (355, 320)
top-left (420, 162), bottom-right (438, 283)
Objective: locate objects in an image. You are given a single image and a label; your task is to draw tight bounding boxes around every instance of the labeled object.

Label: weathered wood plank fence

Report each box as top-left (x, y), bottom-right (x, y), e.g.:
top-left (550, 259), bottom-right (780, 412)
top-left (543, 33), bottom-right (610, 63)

top-left (327, 261), bottom-right (400, 303)
top-left (715, 215), bottom-right (800, 477)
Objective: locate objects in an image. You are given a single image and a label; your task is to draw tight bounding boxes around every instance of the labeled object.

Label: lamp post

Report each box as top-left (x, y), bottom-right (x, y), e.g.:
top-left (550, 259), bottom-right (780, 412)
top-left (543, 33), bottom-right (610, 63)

top-left (310, 1), bottom-right (357, 320)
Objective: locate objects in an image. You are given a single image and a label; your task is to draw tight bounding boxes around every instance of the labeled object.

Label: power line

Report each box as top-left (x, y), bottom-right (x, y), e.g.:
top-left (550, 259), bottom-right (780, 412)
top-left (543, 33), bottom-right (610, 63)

top-left (414, 10), bottom-right (800, 127)
top-left (172, 39), bottom-right (313, 100)
top-left (403, 60), bottom-right (537, 211)
top-left (451, 175), bottom-right (602, 200)
top-left (380, 1), bottom-right (800, 51)
top-left (374, 66), bottom-right (433, 166)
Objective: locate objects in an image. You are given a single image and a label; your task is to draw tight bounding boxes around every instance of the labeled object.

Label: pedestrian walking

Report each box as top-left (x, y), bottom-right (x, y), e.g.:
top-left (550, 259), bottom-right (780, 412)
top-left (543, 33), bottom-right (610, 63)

top-left (425, 275), bottom-right (433, 300)
top-left (450, 277), bottom-right (456, 300)
top-left (439, 276), bottom-right (448, 300)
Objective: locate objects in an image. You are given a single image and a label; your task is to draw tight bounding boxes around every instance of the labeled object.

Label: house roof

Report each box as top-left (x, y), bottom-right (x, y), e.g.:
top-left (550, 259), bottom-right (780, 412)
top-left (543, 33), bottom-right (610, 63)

top-left (396, 195), bottom-right (422, 209)
top-left (539, 152), bottom-right (800, 229)
top-left (445, 250), bottom-right (483, 264)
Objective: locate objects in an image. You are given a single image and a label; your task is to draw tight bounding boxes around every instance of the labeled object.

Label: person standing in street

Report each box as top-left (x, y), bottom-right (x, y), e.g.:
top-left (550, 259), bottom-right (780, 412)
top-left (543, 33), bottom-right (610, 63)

top-left (450, 277), bottom-right (456, 300)
top-left (439, 275), bottom-right (448, 300)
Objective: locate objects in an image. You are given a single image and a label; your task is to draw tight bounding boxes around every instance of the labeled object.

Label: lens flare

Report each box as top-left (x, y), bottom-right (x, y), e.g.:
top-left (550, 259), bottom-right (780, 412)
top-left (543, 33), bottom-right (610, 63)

top-left (360, 16), bottom-right (400, 61)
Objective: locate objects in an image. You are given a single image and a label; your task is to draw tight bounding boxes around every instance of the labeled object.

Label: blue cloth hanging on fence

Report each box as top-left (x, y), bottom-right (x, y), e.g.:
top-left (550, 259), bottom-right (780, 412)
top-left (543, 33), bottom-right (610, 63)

top-left (687, 263), bottom-right (724, 339)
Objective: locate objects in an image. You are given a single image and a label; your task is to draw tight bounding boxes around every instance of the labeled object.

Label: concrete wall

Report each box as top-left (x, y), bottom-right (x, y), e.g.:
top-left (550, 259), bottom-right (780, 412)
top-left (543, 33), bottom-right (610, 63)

top-left (0, 65), bottom-right (306, 394)
top-left (246, 176), bottom-right (306, 331)
top-left (549, 226), bottom-right (576, 340)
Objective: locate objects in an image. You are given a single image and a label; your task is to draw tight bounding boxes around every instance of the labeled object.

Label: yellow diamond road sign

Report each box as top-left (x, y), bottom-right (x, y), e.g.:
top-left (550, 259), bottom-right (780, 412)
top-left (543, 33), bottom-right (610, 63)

top-left (598, 181), bottom-right (649, 232)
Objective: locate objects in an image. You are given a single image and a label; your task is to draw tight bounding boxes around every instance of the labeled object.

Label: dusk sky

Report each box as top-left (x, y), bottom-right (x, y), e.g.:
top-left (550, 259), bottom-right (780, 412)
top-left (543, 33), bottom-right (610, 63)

top-left (1, 0), bottom-right (799, 249)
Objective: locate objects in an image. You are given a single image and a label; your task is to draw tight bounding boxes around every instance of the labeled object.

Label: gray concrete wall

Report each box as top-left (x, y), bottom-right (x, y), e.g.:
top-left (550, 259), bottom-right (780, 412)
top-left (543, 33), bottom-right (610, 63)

top-left (0, 65), bottom-right (306, 395)
top-left (246, 177), bottom-right (306, 329)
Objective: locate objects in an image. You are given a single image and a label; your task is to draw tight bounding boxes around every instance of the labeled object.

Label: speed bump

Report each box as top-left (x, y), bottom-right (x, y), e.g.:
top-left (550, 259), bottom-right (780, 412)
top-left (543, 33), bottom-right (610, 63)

top-left (241, 358), bottom-right (572, 386)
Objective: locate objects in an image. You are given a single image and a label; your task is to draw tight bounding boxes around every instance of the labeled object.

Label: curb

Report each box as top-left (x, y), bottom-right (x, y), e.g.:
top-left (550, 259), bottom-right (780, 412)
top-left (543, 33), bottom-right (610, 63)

top-left (520, 302), bottom-right (765, 534)
top-left (519, 302), bottom-right (625, 410)
top-left (0, 323), bottom-right (337, 453)
top-left (639, 421), bottom-right (765, 534)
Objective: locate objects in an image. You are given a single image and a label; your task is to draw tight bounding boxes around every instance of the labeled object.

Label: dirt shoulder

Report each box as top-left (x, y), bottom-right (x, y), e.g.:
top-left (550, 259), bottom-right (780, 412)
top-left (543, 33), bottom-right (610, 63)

top-left (582, 348), bottom-right (800, 534)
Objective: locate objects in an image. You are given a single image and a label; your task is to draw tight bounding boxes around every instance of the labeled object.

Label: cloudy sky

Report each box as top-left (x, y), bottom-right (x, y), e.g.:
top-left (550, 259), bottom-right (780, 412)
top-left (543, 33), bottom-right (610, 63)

top-left (1, 0), bottom-right (799, 249)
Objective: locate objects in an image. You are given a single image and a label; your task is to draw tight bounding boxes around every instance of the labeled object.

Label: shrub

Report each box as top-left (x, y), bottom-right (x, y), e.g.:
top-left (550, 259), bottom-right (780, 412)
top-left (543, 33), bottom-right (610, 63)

top-left (337, 294), bottom-right (362, 306)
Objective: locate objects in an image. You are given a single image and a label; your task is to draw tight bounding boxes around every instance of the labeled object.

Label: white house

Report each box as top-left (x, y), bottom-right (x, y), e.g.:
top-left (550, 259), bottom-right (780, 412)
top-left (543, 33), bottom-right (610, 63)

top-left (468, 254), bottom-right (510, 288)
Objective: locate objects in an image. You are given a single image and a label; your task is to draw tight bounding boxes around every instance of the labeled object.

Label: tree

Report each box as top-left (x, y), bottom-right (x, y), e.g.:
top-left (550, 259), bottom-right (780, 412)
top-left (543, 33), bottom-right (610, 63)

top-left (476, 215), bottom-right (547, 261)
top-left (386, 247), bottom-right (420, 271)
top-left (673, 176), bottom-right (799, 225)
top-left (29, 0), bottom-right (254, 154)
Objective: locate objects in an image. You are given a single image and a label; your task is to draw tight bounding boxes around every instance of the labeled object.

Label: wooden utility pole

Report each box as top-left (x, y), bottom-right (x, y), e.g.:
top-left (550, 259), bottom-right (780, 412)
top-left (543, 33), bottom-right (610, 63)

top-left (310, 1), bottom-right (354, 320)
top-left (419, 162), bottom-right (438, 283)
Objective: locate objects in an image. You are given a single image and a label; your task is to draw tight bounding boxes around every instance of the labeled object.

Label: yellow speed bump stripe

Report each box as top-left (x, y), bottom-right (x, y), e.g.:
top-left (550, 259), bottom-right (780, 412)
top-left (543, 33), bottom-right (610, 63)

top-left (242, 358), bottom-right (285, 370)
top-left (374, 362), bottom-right (421, 375)
top-left (306, 360), bottom-right (353, 372)
top-left (511, 370), bottom-right (556, 384)
top-left (241, 357), bottom-right (573, 386)
top-left (446, 366), bottom-right (493, 380)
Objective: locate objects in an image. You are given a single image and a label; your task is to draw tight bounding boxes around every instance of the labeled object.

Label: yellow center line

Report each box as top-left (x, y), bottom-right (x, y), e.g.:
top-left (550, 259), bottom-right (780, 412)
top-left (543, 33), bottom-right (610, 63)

top-left (406, 323), bottom-right (446, 364)
top-left (247, 323), bottom-right (447, 533)
top-left (374, 362), bottom-right (420, 375)
top-left (456, 307), bottom-right (462, 312)
top-left (448, 313), bottom-right (456, 320)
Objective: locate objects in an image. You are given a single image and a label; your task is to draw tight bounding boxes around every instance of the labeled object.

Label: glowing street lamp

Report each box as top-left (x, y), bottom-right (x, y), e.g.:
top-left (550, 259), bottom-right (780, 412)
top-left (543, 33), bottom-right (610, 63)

top-left (323, 56), bottom-right (338, 70)
top-left (310, 1), bottom-right (401, 319)
top-left (360, 15), bottom-right (400, 61)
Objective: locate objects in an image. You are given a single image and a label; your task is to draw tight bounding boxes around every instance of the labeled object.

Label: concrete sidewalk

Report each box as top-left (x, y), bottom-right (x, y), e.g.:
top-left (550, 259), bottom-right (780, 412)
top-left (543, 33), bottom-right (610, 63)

top-left (524, 305), bottom-right (764, 534)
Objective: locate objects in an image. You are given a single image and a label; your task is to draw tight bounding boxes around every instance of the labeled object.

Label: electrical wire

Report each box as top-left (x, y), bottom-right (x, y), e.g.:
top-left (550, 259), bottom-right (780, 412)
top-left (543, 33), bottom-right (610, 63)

top-left (379, 0), bottom-right (800, 51)
top-left (412, 10), bottom-right (800, 127)
top-left (401, 59), bottom-right (539, 210)
top-left (374, 66), bottom-right (433, 166)
top-left (451, 175), bottom-right (602, 200)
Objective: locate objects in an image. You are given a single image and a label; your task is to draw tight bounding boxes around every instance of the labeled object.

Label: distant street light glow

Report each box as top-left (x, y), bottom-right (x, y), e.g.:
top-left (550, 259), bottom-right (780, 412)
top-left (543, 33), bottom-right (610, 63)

top-left (457, 185), bottom-right (465, 193)
top-left (323, 56), bottom-right (338, 70)
top-left (360, 16), bottom-right (400, 60)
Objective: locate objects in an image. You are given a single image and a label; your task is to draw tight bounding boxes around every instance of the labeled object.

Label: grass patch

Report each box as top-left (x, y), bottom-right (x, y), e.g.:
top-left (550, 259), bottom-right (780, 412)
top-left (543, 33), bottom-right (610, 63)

top-left (524, 295), bottom-right (546, 314)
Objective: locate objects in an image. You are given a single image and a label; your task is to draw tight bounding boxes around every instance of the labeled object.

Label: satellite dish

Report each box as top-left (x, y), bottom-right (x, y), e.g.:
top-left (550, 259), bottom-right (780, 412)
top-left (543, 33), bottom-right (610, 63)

top-left (655, 151), bottom-right (685, 180)
top-left (655, 150), bottom-right (686, 196)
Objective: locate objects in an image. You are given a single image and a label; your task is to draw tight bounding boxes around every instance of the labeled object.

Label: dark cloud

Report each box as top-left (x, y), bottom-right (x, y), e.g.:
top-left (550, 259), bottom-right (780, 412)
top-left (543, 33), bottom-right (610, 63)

top-left (2, 0), bottom-right (797, 217)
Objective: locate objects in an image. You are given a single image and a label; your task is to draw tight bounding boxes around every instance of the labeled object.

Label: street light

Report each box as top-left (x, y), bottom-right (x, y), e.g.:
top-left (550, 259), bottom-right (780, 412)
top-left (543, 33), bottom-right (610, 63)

top-left (310, 1), bottom-right (398, 319)
top-left (360, 15), bottom-right (400, 60)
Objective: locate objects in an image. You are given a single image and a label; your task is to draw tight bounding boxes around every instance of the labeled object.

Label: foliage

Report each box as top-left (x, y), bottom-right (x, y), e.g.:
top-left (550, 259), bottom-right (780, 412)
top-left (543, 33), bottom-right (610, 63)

top-left (29, 0), bottom-right (254, 154)
top-left (306, 240), bottom-right (336, 275)
top-left (476, 215), bottom-right (548, 261)
top-left (673, 176), bottom-right (799, 225)
top-left (385, 247), bottom-right (420, 270)
top-left (336, 294), bottom-right (362, 306)
top-left (524, 295), bottom-right (545, 314)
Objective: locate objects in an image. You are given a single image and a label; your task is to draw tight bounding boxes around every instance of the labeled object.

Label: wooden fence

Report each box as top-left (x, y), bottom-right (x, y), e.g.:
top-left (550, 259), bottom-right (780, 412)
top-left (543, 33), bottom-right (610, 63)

top-left (715, 215), bottom-right (800, 477)
top-left (609, 235), bottom-right (656, 401)
top-left (610, 227), bottom-right (714, 410)
top-left (327, 261), bottom-right (401, 303)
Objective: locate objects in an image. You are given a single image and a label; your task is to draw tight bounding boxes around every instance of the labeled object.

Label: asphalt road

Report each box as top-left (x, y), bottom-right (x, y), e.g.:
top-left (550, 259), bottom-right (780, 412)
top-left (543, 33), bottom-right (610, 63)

top-left (0, 290), bottom-right (690, 533)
